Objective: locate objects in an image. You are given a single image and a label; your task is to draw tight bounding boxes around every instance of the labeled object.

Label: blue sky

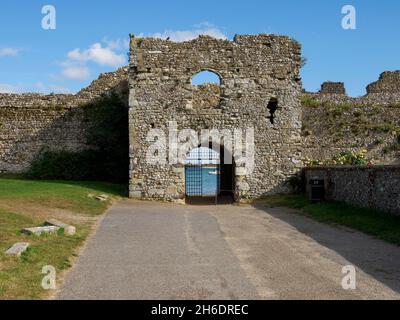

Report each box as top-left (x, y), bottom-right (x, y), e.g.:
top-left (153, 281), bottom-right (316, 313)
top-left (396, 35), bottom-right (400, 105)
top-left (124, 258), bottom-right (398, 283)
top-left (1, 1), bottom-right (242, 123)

top-left (0, 0), bottom-right (399, 96)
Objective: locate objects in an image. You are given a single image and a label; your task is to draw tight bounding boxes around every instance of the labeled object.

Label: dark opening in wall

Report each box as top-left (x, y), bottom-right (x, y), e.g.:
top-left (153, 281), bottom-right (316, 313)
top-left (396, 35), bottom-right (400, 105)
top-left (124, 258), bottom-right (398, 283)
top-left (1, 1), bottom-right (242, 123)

top-left (267, 97), bottom-right (279, 124)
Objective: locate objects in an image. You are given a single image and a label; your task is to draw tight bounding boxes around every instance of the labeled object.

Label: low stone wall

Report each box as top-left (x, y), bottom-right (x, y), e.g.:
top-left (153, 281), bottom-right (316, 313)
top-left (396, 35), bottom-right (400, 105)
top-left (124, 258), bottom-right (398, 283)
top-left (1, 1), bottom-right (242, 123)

top-left (0, 105), bottom-right (88, 172)
top-left (304, 166), bottom-right (400, 216)
top-left (0, 67), bottom-right (128, 172)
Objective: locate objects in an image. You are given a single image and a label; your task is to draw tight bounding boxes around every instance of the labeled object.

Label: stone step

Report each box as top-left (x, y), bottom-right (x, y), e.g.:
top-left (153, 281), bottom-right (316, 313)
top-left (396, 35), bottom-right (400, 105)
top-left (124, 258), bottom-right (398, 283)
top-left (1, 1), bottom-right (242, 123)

top-left (5, 242), bottom-right (30, 256)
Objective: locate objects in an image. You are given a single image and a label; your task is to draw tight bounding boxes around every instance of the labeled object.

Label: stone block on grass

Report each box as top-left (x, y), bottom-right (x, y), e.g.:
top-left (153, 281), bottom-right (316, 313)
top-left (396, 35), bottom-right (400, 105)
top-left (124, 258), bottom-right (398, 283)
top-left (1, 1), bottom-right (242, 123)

top-left (44, 219), bottom-right (76, 236)
top-left (5, 242), bottom-right (30, 256)
top-left (21, 226), bottom-right (60, 236)
top-left (95, 194), bottom-right (109, 201)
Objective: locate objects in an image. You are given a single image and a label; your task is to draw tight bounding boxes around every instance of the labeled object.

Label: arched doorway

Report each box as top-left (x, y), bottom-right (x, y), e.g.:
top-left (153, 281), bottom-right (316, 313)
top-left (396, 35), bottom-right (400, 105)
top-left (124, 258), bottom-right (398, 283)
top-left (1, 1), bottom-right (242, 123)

top-left (184, 144), bottom-right (234, 204)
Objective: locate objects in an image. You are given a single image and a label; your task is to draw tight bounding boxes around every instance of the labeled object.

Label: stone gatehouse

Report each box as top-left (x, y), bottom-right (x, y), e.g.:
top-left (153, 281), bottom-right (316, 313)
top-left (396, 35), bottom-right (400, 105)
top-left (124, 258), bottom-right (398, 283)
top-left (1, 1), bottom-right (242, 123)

top-left (128, 34), bottom-right (303, 201)
top-left (2, 33), bottom-right (398, 204)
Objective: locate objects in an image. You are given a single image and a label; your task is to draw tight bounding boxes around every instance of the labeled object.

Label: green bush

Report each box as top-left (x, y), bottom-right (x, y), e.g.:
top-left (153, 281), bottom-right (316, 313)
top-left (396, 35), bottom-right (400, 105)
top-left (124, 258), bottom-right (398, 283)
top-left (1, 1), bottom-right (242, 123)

top-left (333, 150), bottom-right (368, 166)
top-left (304, 149), bottom-right (369, 166)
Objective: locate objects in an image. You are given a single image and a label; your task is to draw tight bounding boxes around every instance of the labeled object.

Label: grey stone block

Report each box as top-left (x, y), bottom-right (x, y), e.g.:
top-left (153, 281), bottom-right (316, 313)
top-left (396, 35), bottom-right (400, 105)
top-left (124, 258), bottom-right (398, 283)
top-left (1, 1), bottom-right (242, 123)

top-left (45, 219), bottom-right (76, 236)
top-left (95, 194), bottom-right (109, 201)
top-left (5, 242), bottom-right (30, 256)
top-left (22, 226), bottom-right (60, 236)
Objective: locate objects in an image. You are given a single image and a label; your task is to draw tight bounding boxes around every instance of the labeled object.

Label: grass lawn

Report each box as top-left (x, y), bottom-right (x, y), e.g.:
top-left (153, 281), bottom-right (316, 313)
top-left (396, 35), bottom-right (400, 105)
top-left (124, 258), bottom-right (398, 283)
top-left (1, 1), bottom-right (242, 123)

top-left (253, 194), bottom-right (400, 246)
top-left (0, 176), bottom-right (126, 299)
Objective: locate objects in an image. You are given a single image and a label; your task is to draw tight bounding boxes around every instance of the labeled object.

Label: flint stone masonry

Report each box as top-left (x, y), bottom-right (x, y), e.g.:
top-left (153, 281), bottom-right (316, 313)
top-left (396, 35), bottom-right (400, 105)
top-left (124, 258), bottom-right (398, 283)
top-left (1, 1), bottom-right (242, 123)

top-left (302, 103), bottom-right (400, 164)
top-left (302, 71), bottom-right (400, 165)
top-left (0, 67), bottom-right (128, 172)
top-left (128, 34), bottom-right (303, 201)
top-left (1, 33), bottom-right (400, 204)
top-left (5, 242), bottom-right (30, 256)
top-left (304, 166), bottom-right (400, 216)
top-left (367, 71), bottom-right (400, 94)
top-left (319, 82), bottom-right (346, 95)
top-left (307, 71), bottom-right (400, 106)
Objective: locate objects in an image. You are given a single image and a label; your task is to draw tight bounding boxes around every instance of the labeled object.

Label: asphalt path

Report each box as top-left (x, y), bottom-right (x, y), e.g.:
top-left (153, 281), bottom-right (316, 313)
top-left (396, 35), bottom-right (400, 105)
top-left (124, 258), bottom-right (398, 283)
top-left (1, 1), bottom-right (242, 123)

top-left (57, 200), bottom-right (400, 299)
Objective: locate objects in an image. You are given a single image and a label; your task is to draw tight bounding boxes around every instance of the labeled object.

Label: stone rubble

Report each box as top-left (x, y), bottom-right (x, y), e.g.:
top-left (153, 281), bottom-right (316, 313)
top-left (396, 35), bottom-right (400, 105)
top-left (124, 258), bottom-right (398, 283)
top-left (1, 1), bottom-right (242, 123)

top-left (44, 219), bottom-right (76, 236)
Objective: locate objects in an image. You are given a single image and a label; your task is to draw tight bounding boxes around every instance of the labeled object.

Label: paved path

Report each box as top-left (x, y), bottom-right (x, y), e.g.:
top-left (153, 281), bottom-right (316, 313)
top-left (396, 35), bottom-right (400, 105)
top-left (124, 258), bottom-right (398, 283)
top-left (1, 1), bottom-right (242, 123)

top-left (57, 200), bottom-right (400, 299)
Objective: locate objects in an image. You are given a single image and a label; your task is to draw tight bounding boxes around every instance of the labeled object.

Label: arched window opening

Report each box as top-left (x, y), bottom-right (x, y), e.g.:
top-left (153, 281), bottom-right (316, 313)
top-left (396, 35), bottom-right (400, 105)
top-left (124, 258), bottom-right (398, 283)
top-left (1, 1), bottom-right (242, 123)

top-left (190, 70), bottom-right (221, 109)
top-left (191, 70), bottom-right (221, 86)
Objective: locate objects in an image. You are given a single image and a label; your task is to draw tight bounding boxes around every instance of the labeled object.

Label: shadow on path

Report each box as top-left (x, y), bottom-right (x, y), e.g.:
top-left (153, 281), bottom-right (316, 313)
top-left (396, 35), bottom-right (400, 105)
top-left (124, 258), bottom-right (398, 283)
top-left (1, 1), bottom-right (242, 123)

top-left (253, 203), bottom-right (400, 294)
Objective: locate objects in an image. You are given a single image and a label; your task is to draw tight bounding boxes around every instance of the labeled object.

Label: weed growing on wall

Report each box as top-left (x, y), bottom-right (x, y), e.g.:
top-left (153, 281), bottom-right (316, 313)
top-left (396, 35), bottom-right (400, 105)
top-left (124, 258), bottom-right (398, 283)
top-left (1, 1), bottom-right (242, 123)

top-left (304, 149), bottom-right (369, 166)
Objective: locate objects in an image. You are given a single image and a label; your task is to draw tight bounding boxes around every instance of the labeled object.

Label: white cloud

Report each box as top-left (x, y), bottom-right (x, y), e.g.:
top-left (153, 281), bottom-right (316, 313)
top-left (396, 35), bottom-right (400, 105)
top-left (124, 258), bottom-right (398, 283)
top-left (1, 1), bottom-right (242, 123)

top-left (48, 85), bottom-right (70, 93)
top-left (34, 82), bottom-right (70, 93)
top-left (0, 48), bottom-right (19, 57)
top-left (34, 82), bottom-right (47, 91)
top-left (102, 37), bottom-right (130, 51)
top-left (67, 43), bottom-right (126, 67)
top-left (0, 84), bottom-right (18, 93)
top-left (141, 24), bottom-right (228, 42)
top-left (61, 66), bottom-right (90, 80)
top-left (0, 82), bottom-right (70, 94)
top-left (60, 38), bottom-right (127, 81)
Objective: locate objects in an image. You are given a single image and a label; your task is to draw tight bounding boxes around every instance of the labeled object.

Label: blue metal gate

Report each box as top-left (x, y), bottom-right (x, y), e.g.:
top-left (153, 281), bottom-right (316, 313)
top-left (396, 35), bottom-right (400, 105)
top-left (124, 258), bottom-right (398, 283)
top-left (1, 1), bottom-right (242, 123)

top-left (185, 147), bottom-right (220, 200)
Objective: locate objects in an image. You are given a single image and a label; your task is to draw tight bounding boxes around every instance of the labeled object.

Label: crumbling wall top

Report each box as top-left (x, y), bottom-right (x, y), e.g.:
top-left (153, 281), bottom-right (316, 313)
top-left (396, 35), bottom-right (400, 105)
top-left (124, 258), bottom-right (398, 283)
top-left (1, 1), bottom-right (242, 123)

top-left (319, 82), bottom-right (346, 95)
top-left (366, 71), bottom-right (400, 94)
top-left (129, 33), bottom-right (302, 81)
top-left (0, 67), bottom-right (128, 108)
top-left (309, 70), bottom-right (400, 104)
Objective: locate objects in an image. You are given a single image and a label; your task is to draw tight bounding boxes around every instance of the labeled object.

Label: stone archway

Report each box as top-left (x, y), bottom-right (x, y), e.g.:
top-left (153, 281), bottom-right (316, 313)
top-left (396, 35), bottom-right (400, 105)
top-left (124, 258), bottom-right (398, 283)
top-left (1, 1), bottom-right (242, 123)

top-left (184, 142), bottom-right (235, 204)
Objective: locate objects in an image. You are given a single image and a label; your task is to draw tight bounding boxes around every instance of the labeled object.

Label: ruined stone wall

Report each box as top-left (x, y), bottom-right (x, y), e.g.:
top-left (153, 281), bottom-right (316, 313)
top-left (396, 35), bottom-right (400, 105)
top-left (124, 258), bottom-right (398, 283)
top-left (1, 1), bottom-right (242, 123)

top-left (367, 71), bottom-right (400, 94)
top-left (1, 31), bottom-right (399, 203)
top-left (319, 82), bottom-right (346, 95)
top-left (302, 71), bottom-right (400, 165)
top-left (128, 34), bottom-right (303, 201)
top-left (304, 166), bottom-right (400, 216)
top-left (0, 67), bottom-right (128, 172)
